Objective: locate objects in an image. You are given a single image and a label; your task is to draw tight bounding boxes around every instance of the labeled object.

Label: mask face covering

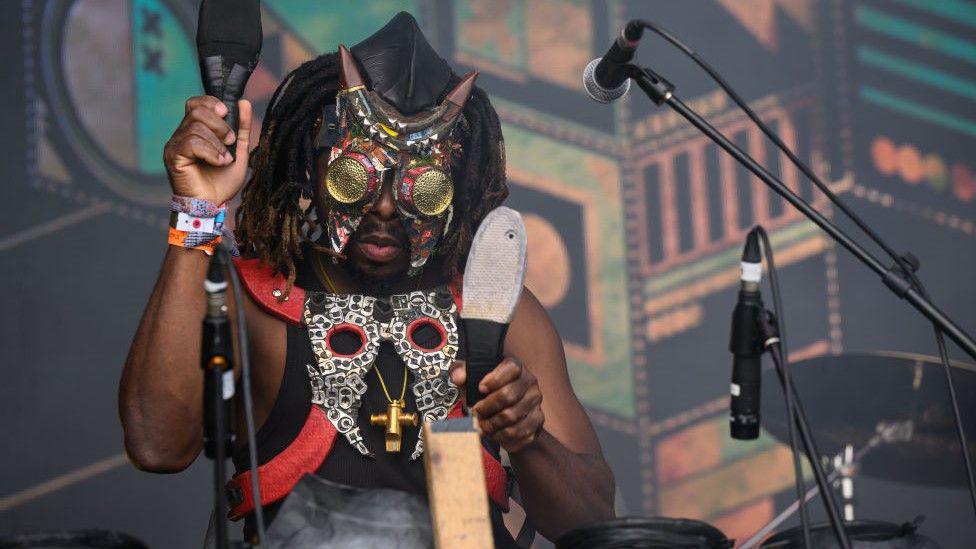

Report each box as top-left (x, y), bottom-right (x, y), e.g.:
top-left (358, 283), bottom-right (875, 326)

top-left (317, 45), bottom-right (478, 276)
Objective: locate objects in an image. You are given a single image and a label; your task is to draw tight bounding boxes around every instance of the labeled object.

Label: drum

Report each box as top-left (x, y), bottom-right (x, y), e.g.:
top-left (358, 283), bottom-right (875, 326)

top-left (759, 520), bottom-right (940, 548)
top-left (0, 530), bottom-right (148, 548)
top-left (556, 517), bottom-right (733, 549)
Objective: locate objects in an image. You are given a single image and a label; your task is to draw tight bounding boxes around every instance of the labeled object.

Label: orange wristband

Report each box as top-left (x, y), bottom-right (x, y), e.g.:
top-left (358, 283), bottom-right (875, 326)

top-left (168, 226), bottom-right (221, 255)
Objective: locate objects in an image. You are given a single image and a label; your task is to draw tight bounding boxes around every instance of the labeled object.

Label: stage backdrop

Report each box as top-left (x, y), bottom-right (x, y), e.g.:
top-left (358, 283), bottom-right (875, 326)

top-left (2, 1), bottom-right (975, 547)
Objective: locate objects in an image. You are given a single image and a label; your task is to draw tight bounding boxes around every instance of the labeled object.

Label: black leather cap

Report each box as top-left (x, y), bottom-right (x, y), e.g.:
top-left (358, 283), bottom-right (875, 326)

top-left (350, 12), bottom-right (453, 116)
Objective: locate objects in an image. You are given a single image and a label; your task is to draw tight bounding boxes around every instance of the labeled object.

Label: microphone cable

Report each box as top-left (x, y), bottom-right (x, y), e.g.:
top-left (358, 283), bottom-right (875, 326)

top-left (218, 243), bottom-right (267, 545)
top-left (629, 18), bottom-right (976, 519)
top-left (753, 226), bottom-right (812, 548)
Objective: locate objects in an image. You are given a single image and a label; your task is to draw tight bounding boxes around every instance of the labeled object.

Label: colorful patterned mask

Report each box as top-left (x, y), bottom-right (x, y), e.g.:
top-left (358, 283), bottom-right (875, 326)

top-left (320, 45), bottom-right (477, 276)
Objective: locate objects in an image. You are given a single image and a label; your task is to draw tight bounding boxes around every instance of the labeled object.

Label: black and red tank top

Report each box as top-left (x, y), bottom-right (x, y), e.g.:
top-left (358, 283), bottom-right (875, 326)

top-left (227, 254), bottom-right (515, 546)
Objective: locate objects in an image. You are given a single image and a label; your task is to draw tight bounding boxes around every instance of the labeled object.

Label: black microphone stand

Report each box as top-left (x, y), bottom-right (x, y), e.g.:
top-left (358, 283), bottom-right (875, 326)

top-left (202, 250), bottom-right (235, 549)
top-left (203, 246), bottom-right (262, 549)
top-left (626, 64), bottom-right (864, 547)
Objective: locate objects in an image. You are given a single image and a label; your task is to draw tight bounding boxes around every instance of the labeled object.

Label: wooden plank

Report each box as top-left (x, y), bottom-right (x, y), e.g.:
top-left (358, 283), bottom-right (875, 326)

top-left (423, 418), bottom-right (494, 549)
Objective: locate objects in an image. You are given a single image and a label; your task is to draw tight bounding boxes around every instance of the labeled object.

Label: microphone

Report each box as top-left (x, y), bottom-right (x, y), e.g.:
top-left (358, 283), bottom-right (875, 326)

top-left (583, 20), bottom-right (644, 103)
top-left (196, 0), bottom-right (262, 161)
top-left (202, 250), bottom-right (235, 458)
top-left (729, 228), bottom-right (763, 440)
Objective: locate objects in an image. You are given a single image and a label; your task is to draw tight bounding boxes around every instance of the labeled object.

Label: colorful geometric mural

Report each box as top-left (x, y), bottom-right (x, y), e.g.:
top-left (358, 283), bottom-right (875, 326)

top-left (454, 0), bottom-right (593, 89)
top-left (6, 1), bottom-right (976, 546)
top-left (503, 125), bottom-right (633, 416)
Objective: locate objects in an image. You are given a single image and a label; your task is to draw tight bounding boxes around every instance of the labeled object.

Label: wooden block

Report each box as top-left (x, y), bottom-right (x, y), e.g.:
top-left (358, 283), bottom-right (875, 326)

top-left (423, 417), bottom-right (494, 549)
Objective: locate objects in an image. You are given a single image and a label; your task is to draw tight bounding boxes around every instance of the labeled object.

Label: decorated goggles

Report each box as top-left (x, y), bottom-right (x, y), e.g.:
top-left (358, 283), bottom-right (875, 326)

top-left (316, 44), bottom-right (478, 275)
top-left (324, 135), bottom-right (455, 219)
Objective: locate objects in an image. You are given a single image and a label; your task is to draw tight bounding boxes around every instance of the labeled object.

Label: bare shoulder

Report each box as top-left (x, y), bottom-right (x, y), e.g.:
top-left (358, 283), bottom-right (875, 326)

top-left (504, 287), bottom-right (566, 370)
top-left (237, 282), bottom-right (286, 368)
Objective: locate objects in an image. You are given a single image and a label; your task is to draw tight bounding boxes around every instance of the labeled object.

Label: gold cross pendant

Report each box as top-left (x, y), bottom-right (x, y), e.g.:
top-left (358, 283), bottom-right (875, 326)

top-left (370, 400), bottom-right (419, 452)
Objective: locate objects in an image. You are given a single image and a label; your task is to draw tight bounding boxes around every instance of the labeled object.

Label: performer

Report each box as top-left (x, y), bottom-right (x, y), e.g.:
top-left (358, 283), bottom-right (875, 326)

top-left (119, 12), bottom-right (613, 545)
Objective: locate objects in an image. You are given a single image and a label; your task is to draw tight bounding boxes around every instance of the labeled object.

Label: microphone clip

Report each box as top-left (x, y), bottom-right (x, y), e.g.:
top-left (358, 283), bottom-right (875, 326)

top-left (758, 309), bottom-right (781, 351)
top-left (630, 65), bottom-right (675, 105)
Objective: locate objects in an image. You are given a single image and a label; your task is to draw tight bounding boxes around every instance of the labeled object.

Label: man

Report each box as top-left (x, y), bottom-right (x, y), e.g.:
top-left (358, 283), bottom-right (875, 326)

top-left (119, 12), bottom-right (613, 545)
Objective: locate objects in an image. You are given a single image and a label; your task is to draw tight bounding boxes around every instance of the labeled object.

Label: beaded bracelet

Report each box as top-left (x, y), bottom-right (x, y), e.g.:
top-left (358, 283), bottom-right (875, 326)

top-left (167, 196), bottom-right (225, 255)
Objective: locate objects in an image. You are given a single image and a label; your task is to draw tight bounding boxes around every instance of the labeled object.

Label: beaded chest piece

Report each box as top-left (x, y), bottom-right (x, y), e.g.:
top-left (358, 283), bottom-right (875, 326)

top-left (303, 286), bottom-right (461, 460)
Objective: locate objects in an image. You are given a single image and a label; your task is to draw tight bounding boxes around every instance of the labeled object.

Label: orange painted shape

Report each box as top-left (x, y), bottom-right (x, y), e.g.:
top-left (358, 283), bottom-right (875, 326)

top-left (898, 145), bottom-right (924, 184)
top-left (659, 445), bottom-right (799, 519)
top-left (655, 418), bottom-right (723, 485)
top-left (872, 136), bottom-right (898, 175)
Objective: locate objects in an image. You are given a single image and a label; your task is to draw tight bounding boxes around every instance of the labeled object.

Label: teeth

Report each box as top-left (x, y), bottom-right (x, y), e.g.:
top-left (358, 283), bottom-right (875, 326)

top-left (406, 140), bottom-right (415, 147)
top-left (369, 127), bottom-right (378, 136)
top-left (397, 121), bottom-right (407, 129)
top-left (357, 110), bottom-right (366, 118)
top-left (430, 133), bottom-right (438, 141)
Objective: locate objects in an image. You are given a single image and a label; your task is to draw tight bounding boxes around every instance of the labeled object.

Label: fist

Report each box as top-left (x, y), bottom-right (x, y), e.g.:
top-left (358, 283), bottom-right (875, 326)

top-left (451, 358), bottom-right (545, 453)
top-left (163, 95), bottom-right (253, 204)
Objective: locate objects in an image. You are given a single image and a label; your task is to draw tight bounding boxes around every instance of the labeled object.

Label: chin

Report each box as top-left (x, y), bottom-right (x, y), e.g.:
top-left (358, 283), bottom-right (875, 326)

top-left (355, 262), bottom-right (409, 281)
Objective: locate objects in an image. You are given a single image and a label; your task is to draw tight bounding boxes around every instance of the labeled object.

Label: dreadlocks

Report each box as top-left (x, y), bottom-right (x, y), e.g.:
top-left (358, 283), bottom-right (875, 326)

top-left (235, 51), bottom-right (508, 296)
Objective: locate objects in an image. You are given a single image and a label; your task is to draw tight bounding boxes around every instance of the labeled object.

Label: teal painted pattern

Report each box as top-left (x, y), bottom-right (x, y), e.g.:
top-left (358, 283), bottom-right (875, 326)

top-left (131, 0), bottom-right (201, 174)
top-left (858, 46), bottom-right (976, 102)
top-left (855, 5), bottom-right (976, 65)
top-left (891, 0), bottom-right (976, 29)
top-left (861, 86), bottom-right (976, 138)
top-left (263, 0), bottom-right (418, 54)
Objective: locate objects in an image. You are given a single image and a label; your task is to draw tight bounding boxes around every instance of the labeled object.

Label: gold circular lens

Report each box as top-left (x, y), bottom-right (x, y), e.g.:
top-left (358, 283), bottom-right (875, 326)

top-left (326, 156), bottom-right (369, 204)
top-left (412, 169), bottom-right (453, 216)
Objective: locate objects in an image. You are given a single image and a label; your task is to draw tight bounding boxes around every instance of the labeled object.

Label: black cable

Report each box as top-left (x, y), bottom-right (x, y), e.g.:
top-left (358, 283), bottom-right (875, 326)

top-left (904, 268), bottom-right (976, 515)
top-left (754, 226), bottom-right (812, 548)
top-left (220, 243), bottom-right (266, 545)
top-left (632, 18), bottom-right (976, 517)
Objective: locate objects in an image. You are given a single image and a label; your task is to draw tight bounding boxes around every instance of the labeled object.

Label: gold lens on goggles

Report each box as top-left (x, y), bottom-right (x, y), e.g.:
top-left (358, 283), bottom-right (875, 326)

top-left (410, 168), bottom-right (454, 217)
top-left (326, 156), bottom-right (370, 204)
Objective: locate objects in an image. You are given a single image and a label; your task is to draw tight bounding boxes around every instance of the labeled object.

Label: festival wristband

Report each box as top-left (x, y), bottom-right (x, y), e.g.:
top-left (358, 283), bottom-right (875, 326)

top-left (167, 196), bottom-right (226, 255)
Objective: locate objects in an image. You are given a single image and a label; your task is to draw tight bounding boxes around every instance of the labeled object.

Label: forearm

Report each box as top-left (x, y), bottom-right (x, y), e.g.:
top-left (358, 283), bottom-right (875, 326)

top-left (119, 246), bottom-right (211, 471)
top-left (509, 429), bottom-right (615, 540)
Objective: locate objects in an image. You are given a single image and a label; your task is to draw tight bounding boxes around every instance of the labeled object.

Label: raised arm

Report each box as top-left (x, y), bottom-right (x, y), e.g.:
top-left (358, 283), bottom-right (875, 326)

top-left (118, 97), bottom-right (252, 472)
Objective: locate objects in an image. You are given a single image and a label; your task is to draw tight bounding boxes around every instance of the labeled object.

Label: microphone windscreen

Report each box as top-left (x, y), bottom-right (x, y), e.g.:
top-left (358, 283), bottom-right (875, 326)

top-left (196, 0), bottom-right (262, 68)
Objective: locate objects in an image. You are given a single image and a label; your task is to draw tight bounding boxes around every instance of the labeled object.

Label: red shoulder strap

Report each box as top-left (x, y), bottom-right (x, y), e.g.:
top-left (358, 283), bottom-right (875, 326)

top-left (232, 258), bottom-right (304, 325)
top-left (226, 406), bottom-right (337, 520)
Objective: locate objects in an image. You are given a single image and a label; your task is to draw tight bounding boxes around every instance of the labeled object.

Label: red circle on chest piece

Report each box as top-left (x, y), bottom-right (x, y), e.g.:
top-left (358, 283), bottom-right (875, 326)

top-left (407, 317), bottom-right (447, 352)
top-left (326, 323), bottom-right (367, 358)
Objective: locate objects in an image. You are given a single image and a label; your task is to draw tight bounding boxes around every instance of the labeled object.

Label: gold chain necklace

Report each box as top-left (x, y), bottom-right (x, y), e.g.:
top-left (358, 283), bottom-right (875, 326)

top-left (314, 250), bottom-right (418, 452)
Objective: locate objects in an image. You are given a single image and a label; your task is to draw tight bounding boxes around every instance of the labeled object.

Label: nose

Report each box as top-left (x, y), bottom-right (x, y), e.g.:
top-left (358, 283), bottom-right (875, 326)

top-left (369, 172), bottom-right (397, 221)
